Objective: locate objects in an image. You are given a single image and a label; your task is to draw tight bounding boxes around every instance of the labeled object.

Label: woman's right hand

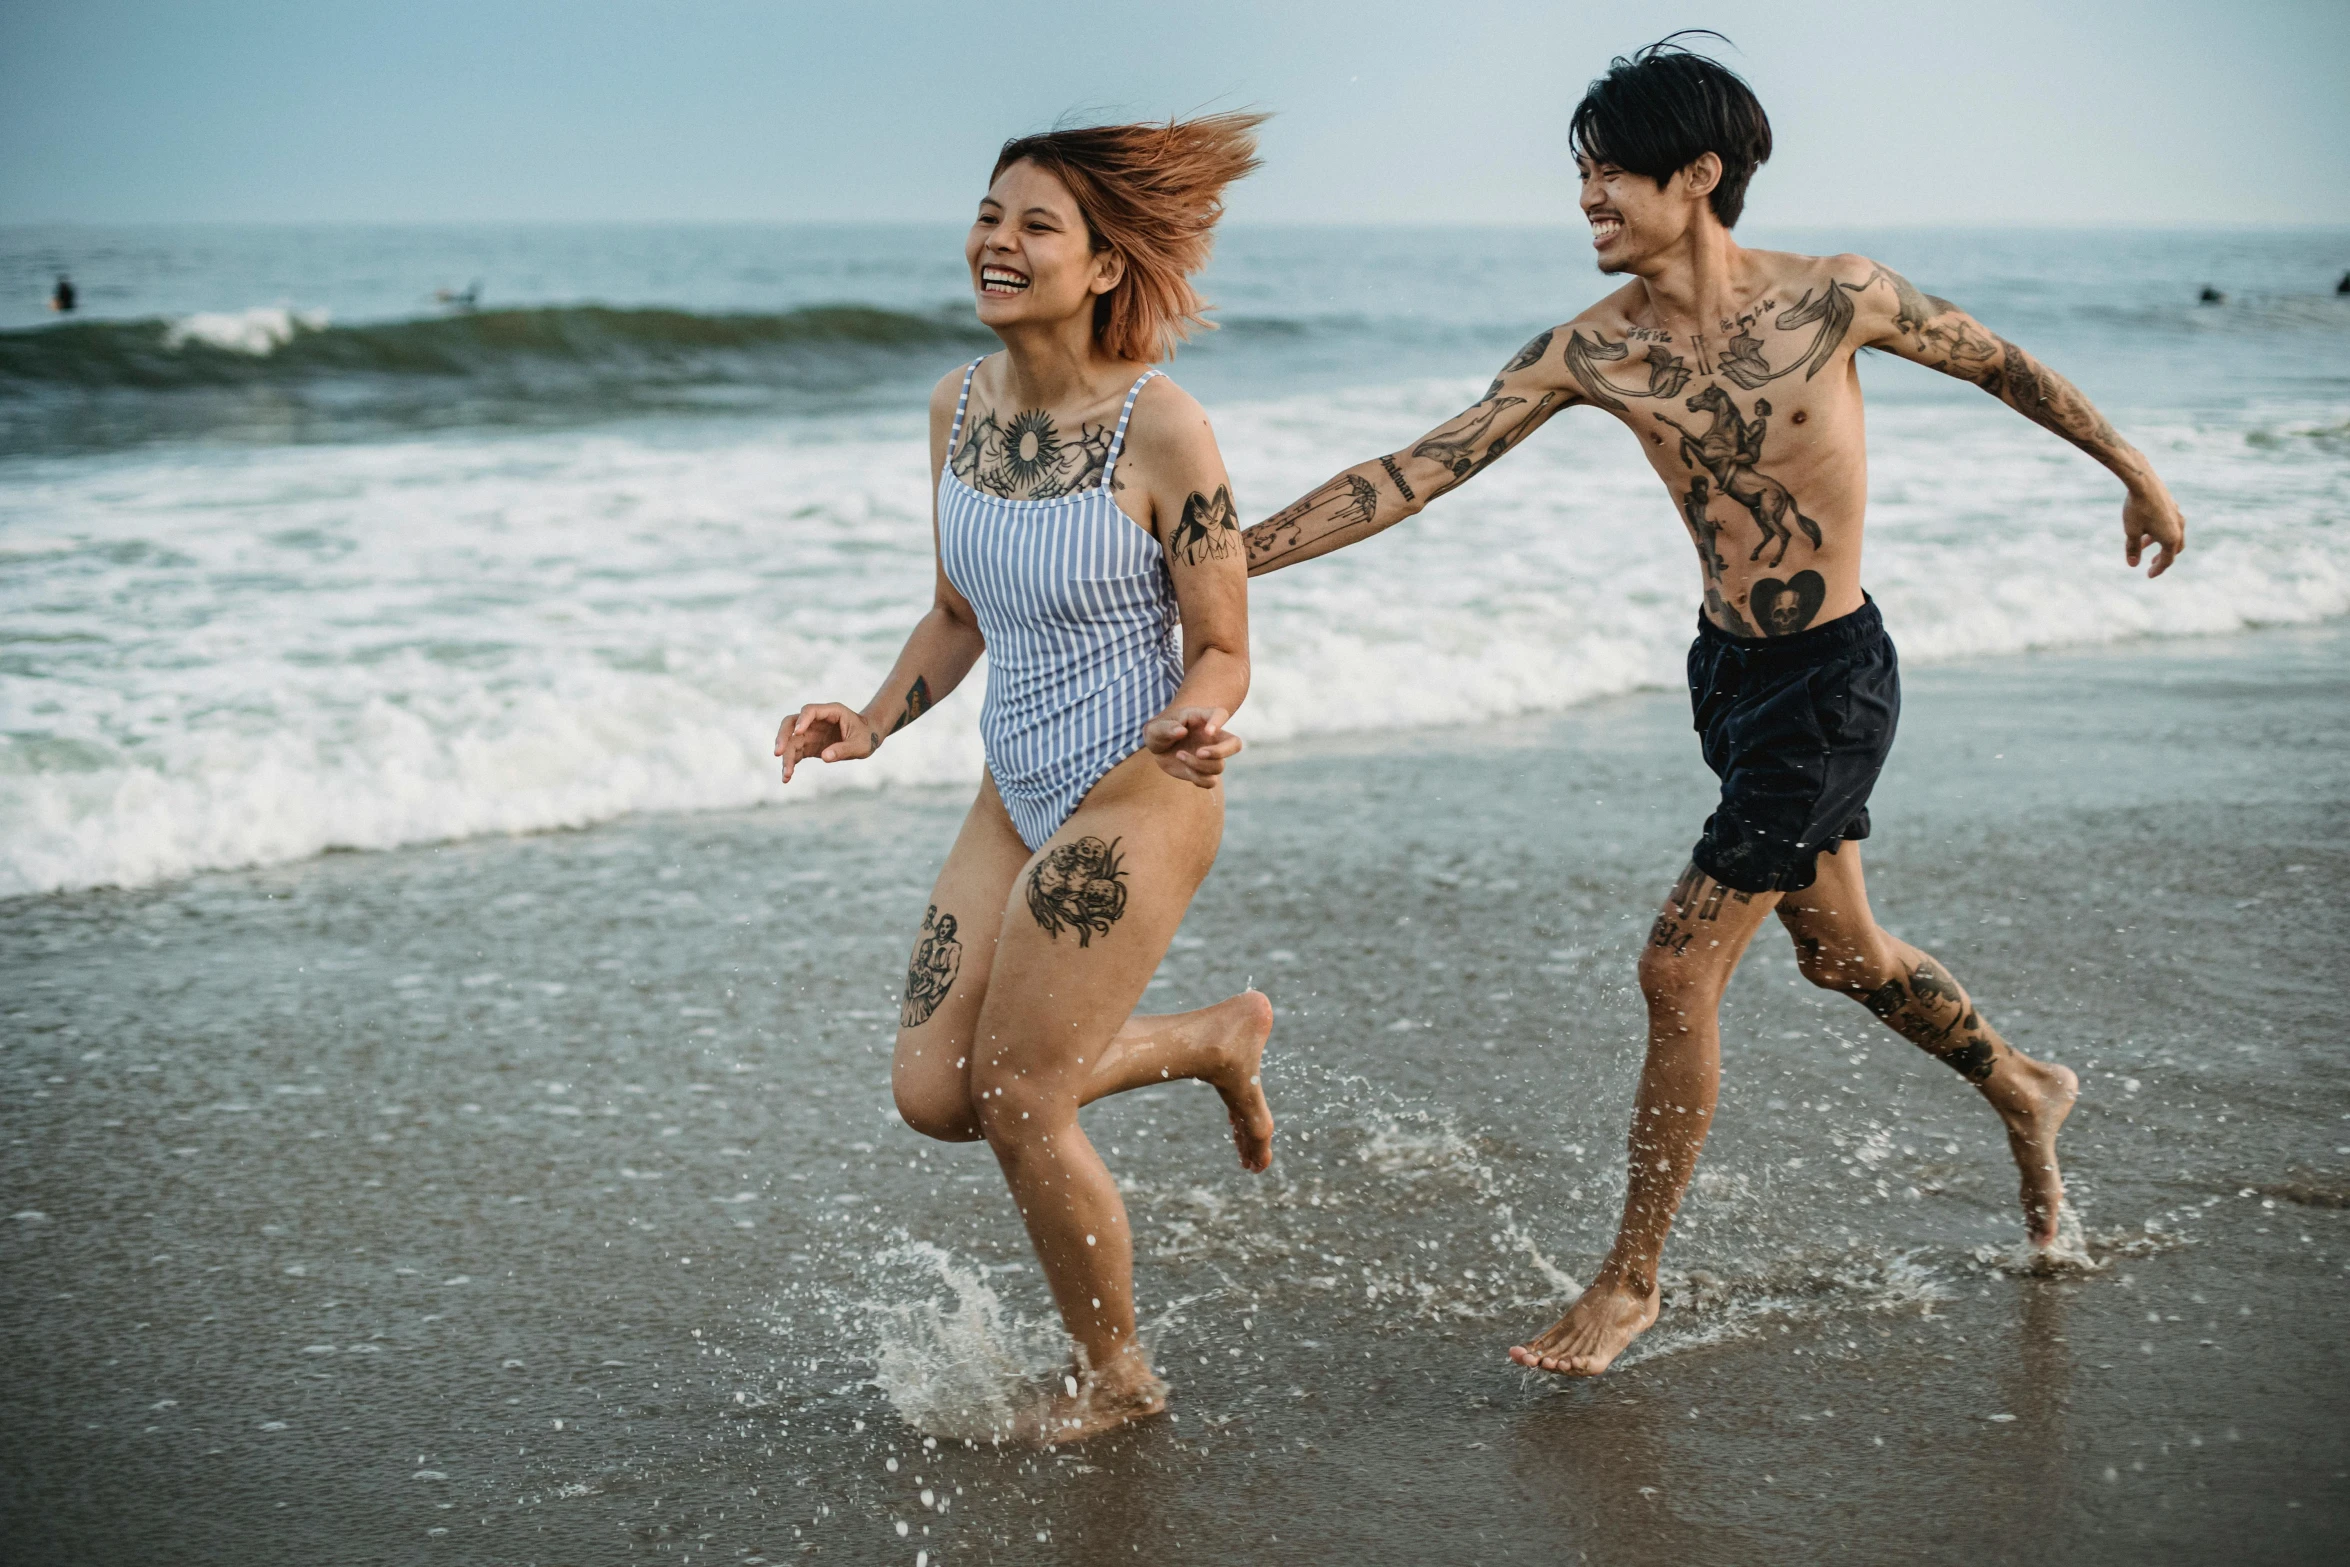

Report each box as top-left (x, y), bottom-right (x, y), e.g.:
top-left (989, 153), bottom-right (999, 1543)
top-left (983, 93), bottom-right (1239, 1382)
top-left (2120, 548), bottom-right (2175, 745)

top-left (776, 703), bottom-right (878, 783)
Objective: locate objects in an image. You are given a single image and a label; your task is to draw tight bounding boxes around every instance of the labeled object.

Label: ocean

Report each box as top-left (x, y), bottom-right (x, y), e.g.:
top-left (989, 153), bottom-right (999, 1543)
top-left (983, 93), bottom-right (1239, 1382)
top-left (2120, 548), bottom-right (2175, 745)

top-left (2, 223), bottom-right (2346, 897)
top-left (3, 225), bottom-right (2348, 1563)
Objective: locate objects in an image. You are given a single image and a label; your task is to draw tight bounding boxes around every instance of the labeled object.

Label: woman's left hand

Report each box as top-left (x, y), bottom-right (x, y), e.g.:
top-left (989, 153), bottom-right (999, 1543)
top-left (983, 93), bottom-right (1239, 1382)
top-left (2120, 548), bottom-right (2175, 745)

top-left (1145, 706), bottom-right (1241, 786)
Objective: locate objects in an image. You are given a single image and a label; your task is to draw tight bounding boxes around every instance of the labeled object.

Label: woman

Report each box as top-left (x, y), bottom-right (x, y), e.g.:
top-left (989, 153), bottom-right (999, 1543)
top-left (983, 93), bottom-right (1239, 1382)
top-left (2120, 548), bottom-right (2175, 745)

top-left (775, 114), bottom-right (1275, 1443)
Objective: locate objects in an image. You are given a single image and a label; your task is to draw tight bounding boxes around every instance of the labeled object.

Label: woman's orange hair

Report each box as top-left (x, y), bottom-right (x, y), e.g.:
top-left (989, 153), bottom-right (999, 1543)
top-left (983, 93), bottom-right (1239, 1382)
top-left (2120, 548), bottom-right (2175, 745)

top-left (992, 111), bottom-right (1267, 365)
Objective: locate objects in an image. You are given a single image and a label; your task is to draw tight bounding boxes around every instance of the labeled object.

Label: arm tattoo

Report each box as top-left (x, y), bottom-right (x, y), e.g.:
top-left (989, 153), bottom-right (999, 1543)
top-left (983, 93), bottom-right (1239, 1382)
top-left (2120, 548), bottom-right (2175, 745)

top-left (1989, 337), bottom-right (2124, 460)
top-left (1484, 327), bottom-right (1555, 398)
top-left (1378, 453), bottom-right (1416, 502)
top-left (1169, 485), bottom-right (1241, 566)
top-left (888, 675), bottom-right (932, 735)
top-left (1027, 836), bottom-right (1128, 946)
top-left (901, 904), bottom-right (962, 1026)
top-left (1244, 471), bottom-right (1379, 574)
top-left (1412, 393), bottom-right (1559, 496)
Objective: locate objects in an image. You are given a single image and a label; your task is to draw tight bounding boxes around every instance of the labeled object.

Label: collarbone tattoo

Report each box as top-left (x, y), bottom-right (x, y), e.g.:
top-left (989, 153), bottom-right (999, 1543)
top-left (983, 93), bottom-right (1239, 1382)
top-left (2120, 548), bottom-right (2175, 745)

top-left (953, 402), bottom-right (1114, 500)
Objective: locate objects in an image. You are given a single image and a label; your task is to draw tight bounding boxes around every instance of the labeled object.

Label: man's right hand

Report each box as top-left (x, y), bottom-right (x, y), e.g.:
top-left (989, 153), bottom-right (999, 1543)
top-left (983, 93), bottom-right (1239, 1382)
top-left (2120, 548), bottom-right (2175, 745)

top-left (776, 703), bottom-right (877, 783)
top-left (2123, 479), bottom-right (2186, 578)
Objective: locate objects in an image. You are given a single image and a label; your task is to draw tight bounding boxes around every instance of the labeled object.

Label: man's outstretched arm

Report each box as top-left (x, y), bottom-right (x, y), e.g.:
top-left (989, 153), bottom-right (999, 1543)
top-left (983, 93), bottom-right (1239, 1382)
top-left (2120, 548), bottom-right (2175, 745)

top-left (1243, 329), bottom-right (1581, 576)
top-left (1855, 262), bottom-right (2186, 576)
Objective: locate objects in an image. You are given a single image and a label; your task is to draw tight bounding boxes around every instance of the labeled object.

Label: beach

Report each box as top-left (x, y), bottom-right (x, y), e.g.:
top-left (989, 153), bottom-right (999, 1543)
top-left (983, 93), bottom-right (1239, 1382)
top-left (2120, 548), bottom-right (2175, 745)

top-left (4, 622), bottom-right (2346, 1564)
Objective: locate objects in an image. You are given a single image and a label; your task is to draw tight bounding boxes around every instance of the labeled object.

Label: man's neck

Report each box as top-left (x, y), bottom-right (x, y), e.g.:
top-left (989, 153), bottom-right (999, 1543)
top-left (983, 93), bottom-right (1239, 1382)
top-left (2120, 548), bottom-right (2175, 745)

top-left (1628, 219), bottom-right (1755, 337)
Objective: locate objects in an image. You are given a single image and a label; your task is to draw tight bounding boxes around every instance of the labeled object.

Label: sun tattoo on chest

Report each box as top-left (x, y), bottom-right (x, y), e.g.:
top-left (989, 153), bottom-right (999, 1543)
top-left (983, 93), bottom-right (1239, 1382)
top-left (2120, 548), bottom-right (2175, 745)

top-left (953, 403), bottom-right (1115, 500)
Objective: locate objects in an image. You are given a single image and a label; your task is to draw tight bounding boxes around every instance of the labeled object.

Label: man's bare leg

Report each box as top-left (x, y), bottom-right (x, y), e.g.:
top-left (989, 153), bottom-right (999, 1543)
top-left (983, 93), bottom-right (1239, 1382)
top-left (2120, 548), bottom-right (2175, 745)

top-left (1777, 842), bottom-right (2078, 1245)
top-left (1511, 864), bottom-right (1781, 1376)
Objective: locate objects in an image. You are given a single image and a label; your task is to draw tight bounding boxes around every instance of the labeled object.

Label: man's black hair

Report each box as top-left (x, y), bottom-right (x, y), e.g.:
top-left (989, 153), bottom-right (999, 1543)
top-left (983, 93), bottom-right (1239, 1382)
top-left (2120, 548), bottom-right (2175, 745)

top-left (1570, 32), bottom-right (1772, 228)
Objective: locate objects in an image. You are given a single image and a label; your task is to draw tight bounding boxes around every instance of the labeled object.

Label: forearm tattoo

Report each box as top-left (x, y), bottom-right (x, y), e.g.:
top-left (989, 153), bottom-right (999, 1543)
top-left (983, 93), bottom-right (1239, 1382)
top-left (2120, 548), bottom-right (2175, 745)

top-left (1378, 453), bottom-right (1416, 502)
top-left (1170, 485), bottom-right (1240, 566)
top-left (901, 903), bottom-right (962, 1027)
top-left (1027, 836), bottom-right (1129, 947)
top-left (1244, 471), bottom-right (1379, 574)
top-left (1861, 266), bottom-right (2129, 470)
top-left (888, 675), bottom-right (932, 735)
top-left (1856, 956), bottom-right (2003, 1082)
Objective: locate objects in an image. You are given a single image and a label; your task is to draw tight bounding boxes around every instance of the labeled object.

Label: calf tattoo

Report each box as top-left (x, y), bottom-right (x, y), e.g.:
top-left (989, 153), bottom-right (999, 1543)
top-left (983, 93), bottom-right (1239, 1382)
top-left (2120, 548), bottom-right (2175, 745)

top-left (1027, 836), bottom-right (1129, 947)
top-left (1858, 956), bottom-right (2002, 1082)
top-left (1170, 485), bottom-right (1241, 566)
top-left (889, 675), bottom-right (932, 735)
top-left (901, 904), bottom-right (962, 1027)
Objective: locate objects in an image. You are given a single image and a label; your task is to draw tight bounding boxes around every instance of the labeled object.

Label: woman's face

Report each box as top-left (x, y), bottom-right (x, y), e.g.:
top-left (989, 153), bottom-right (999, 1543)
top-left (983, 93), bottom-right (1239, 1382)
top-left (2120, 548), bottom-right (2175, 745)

top-left (965, 159), bottom-right (1120, 334)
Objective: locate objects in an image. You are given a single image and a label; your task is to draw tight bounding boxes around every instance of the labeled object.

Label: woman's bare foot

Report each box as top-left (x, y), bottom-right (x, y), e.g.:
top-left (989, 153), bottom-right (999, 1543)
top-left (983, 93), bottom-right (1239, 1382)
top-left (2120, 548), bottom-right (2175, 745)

top-left (1019, 1354), bottom-right (1169, 1446)
top-left (1508, 1274), bottom-right (1661, 1377)
top-left (1199, 989), bottom-right (1276, 1172)
top-left (1984, 1054), bottom-right (2079, 1248)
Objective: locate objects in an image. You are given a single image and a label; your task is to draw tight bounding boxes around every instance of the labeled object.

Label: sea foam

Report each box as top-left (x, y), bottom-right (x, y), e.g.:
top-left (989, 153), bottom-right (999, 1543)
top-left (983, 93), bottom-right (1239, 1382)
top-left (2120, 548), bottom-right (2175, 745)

top-left (2, 380), bottom-right (2342, 896)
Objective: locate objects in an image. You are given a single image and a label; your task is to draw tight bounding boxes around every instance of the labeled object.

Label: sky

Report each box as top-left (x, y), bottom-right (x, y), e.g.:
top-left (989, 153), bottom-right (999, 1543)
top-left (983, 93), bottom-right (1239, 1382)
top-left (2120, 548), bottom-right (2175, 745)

top-left (3, 0), bottom-right (2346, 228)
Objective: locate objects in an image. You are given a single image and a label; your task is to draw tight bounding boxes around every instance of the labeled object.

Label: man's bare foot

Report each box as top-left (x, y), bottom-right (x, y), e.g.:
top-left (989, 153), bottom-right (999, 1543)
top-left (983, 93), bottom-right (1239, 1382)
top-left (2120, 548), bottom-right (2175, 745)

top-left (1019, 1355), bottom-right (1169, 1446)
top-left (1985, 1054), bottom-right (2079, 1248)
top-left (1199, 989), bottom-right (1276, 1173)
top-left (1508, 1274), bottom-right (1660, 1377)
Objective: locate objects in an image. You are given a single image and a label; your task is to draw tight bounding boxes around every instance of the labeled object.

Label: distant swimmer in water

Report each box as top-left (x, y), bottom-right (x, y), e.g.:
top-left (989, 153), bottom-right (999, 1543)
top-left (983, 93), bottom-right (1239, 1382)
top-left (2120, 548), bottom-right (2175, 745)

top-left (1242, 35), bottom-right (2186, 1379)
top-left (434, 280), bottom-right (481, 309)
top-left (2337, 270), bottom-right (2349, 295)
top-left (2198, 285), bottom-right (2224, 305)
top-left (49, 275), bottom-right (76, 313)
top-left (776, 113), bottom-right (1274, 1444)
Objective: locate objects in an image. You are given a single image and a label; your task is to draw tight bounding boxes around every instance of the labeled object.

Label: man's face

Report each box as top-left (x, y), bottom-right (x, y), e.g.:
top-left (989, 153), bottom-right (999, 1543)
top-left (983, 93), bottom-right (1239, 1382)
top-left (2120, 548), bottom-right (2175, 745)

top-left (1576, 154), bottom-right (1700, 276)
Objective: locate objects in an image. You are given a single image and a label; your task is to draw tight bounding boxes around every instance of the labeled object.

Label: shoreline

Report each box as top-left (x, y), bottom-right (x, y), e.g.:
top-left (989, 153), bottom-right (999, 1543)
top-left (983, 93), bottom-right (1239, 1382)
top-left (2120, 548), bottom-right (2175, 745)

top-left (3, 621), bottom-right (2345, 1564)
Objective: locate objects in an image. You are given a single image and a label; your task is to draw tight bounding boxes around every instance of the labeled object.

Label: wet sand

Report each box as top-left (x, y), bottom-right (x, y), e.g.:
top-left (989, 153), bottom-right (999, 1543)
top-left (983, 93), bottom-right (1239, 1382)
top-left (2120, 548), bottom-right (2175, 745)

top-left (3, 624), bottom-right (2347, 1564)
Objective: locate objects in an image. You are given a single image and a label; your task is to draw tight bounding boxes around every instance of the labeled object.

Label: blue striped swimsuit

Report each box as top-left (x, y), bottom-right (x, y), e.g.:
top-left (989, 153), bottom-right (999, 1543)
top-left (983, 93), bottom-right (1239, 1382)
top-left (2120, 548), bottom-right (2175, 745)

top-left (937, 357), bottom-right (1184, 851)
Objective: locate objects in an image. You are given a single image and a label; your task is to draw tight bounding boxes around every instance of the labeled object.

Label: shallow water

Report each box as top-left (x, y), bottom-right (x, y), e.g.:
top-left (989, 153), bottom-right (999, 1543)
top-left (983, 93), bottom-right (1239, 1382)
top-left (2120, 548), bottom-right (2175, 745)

top-left (4, 624), bottom-right (2345, 1563)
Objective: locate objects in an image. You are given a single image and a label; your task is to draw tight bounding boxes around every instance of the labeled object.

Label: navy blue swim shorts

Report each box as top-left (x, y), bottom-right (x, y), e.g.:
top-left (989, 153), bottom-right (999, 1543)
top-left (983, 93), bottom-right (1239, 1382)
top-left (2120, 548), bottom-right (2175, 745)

top-left (1686, 596), bottom-right (1900, 895)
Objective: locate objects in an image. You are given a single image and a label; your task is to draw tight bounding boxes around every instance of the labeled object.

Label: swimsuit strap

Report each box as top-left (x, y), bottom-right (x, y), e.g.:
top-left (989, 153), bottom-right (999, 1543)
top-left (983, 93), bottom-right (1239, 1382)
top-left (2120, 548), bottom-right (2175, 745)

top-left (1100, 369), bottom-right (1161, 488)
top-left (945, 356), bottom-right (986, 459)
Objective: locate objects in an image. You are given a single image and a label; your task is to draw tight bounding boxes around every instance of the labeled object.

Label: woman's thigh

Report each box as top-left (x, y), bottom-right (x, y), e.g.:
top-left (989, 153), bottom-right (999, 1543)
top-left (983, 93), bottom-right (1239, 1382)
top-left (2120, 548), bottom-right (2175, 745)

top-left (891, 774), bottom-right (1030, 1140)
top-left (970, 751), bottom-right (1225, 1122)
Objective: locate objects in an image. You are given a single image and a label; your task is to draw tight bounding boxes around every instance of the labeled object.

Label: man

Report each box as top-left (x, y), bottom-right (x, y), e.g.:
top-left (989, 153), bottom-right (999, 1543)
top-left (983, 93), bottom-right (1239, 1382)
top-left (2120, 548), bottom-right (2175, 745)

top-left (1241, 37), bottom-right (2186, 1377)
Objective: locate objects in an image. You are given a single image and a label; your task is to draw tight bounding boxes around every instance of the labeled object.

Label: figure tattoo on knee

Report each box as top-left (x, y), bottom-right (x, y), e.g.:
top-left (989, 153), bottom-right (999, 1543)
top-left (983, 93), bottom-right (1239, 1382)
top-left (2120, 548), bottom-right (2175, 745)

top-left (1026, 836), bottom-right (1129, 947)
top-left (1857, 956), bottom-right (2001, 1082)
top-left (901, 903), bottom-right (963, 1027)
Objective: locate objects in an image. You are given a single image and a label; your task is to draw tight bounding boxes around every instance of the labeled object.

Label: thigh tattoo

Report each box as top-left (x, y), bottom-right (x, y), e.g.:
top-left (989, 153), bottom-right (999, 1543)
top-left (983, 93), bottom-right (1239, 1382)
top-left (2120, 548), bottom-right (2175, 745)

top-left (901, 904), bottom-right (962, 1027)
top-left (1026, 836), bottom-right (1129, 947)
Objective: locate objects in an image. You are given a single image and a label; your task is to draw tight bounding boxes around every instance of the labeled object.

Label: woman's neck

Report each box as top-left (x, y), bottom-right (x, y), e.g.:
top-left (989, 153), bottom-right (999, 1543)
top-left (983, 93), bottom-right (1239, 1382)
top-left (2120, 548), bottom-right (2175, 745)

top-left (991, 313), bottom-right (1124, 406)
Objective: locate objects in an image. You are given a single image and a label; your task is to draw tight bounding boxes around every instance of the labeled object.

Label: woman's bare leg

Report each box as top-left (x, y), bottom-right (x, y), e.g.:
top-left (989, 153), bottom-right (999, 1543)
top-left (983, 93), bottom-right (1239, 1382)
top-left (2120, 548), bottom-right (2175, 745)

top-left (965, 750), bottom-right (1230, 1441)
top-left (891, 775), bottom-right (1272, 1169)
